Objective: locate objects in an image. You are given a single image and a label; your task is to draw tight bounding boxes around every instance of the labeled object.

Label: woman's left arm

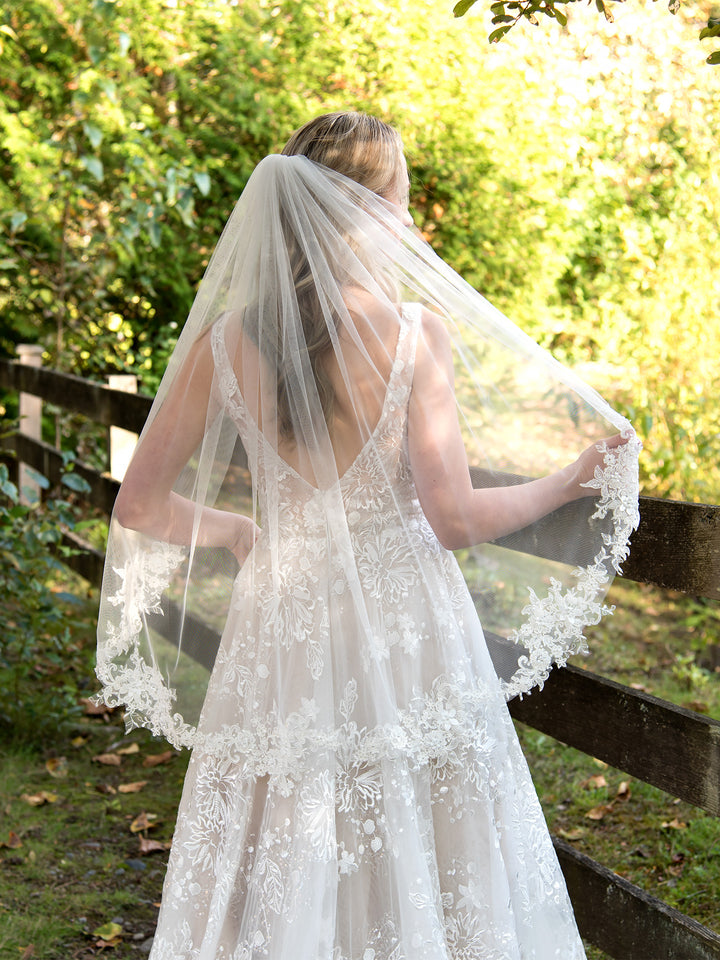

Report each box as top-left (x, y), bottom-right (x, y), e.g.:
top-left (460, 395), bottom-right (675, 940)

top-left (408, 308), bottom-right (625, 551)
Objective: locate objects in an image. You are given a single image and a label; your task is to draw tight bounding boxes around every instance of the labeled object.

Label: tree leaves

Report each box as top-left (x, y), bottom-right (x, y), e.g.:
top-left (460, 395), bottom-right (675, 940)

top-left (61, 471), bottom-right (92, 494)
top-left (701, 18), bottom-right (720, 64)
top-left (79, 155), bottom-right (104, 183)
top-left (1, 0), bottom-right (718, 503)
top-left (9, 211), bottom-right (27, 234)
top-left (193, 171), bottom-right (211, 197)
top-left (453, 0), bottom-right (479, 15)
top-left (453, 0), bottom-right (720, 64)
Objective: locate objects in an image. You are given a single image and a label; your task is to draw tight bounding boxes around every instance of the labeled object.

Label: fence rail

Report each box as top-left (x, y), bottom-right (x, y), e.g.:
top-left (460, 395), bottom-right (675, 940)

top-left (508, 660), bottom-right (720, 817)
top-left (2, 353), bottom-right (719, 960)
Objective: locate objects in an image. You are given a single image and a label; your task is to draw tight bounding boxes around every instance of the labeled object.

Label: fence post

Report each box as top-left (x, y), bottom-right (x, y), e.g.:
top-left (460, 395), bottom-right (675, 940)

top-left (17, 344), bottom-right (44, 504)
top-left (107, 374), bottom-right (138, 481)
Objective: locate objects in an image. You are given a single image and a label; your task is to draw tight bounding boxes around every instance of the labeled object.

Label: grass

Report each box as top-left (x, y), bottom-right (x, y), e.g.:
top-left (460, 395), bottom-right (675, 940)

top-left (0, 576), bottom-right (717, 958)
top-left (570, 578), bottom-right (720, 715)
top-left (0, 726), bottom-right (189, 959)
top-left (518, 577), bottom-right (720, 958)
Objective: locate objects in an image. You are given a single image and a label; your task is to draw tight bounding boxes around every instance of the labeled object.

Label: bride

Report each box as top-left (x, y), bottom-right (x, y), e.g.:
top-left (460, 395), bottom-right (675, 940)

top-left (96, 112), bottom-right (640, 959)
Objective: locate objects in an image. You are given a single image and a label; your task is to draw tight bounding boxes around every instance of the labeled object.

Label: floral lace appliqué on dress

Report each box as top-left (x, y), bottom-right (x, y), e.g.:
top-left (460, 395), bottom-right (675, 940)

top-left (147, 305), bottom-right (595, 960)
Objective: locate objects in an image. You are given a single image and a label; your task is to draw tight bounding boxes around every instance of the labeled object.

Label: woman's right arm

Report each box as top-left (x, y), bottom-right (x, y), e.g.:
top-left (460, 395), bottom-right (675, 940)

top-left (113, 330), bottom-right (257, 562)
top-left (407, 309), bottom-right (622, 550)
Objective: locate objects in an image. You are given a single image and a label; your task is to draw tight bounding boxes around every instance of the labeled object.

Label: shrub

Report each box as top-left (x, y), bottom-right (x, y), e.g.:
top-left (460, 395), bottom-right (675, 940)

top-left (0, 456), bottom-right (97, 743)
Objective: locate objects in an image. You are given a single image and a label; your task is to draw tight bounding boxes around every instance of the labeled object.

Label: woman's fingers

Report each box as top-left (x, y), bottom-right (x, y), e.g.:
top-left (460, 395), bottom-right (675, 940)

top-left (602, 433), bottom-right (629, 449)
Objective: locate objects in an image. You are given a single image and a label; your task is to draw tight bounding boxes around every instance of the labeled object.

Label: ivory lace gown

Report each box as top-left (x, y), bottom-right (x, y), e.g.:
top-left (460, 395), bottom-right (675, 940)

top-left (148, 305), bottom-right (587, 960)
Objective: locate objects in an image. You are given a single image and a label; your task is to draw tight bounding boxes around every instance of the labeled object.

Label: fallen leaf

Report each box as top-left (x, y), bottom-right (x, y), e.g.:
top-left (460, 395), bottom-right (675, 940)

top-left (118, 781), bottom-right (148, 794)
top-left (580, 774), bottom-right (608, 790)
top-left (20, 791), bottom-right (58, 806)
top-left (616, 781), bottom-right (632, 801)
top-left (116, 743), bottom-right (140, 756)
top-left (592, 758), bottom-right (609, 770)
top-left (585, 803), bottom-right (614, 821)
top-left (0, 831), bottom-right (22, 849)
top-left (661, 818), bottom-right (687, 830)
top-left (95, 783), bottom-right (118, 795)
top-left (45, 757), bottom-right (68, 778)
top-left (138, 836), bottom-right (169, 855)
top-left (142, 750), bottom-right (173, 768)
top-left (130, 811), bottom-right (159, 833)
top-left (19, 945), bottom-right (35, 959)
top-left (92, 753), bottom-right (122, 766)
top-left (630, 682), bottom-right (648, 692)
top-left (92, 922), bottom-right (123, 941)
top-left (71, 735), bottom-right (88, 748)
top-left (558, 827), bottom-right (585, 841)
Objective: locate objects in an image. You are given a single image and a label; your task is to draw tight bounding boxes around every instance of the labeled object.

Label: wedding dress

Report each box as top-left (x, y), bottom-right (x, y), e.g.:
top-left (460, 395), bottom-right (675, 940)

top-left (95, 152), bottom-right (640, 960)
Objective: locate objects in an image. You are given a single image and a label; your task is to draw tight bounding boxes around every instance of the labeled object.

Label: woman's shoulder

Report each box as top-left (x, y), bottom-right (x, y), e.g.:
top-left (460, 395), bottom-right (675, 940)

top-left (343, 286), bottom-right (399, 324)
top-left (415, 306), bottom-right (452, 369)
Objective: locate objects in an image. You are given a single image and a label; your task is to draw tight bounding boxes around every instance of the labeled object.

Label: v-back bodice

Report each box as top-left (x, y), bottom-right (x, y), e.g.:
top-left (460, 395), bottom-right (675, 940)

top-left (211, 303), bottom-right (422, 530)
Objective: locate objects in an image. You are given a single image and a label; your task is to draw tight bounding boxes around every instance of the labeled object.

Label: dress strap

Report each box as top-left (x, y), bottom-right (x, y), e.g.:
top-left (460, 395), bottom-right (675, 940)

top-left (394, 302), bottom-right (422, 402)
top-left (210, 317), bottom-right (252, 433)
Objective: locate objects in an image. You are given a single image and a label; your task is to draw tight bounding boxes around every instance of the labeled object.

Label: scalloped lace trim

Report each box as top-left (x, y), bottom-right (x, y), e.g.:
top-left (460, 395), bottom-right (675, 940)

top-left (94, 540), bottom-right (196, 747)
top-left (501, 432), bottom-right (641, 700)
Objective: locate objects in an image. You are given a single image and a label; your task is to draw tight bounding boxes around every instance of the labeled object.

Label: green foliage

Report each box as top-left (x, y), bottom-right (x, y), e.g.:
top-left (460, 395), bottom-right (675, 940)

top-left (0, 0), bottom-right (226, 379)
top-left (0, 731), bottom-right (191, 958)
top-left (454, 0), bottom-right (720, 66)
top-left (0, 455), bottom-right (96, 742)
top-left (528, 15), bottom-right (720, 500)
top-left (700, 15), bottom-right (720, 64)
top-left (1, 0), bottom-right (719, 501)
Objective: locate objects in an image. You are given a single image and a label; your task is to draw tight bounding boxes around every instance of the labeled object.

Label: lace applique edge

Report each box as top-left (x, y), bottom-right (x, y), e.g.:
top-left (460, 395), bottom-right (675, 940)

top-left (501, 432), bottom-right (641, 700)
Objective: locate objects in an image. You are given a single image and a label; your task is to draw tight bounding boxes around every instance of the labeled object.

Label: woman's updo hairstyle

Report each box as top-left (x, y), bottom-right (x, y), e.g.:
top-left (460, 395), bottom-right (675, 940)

top-left (281, 111), bottom-right (405, 200)
top-left (269, 112), bottom-right (404, 438)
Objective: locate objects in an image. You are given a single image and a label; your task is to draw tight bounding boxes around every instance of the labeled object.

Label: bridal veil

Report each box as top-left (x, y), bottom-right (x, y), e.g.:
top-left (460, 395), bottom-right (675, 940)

top-left (95, 142), bottom-right (640, 751)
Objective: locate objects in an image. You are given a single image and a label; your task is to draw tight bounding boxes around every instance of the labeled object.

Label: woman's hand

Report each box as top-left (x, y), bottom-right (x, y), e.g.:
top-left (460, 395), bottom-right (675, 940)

top-left (227, 514), bottom-right (261, 565)
top-left (566, 433), bottom-right (629, 500)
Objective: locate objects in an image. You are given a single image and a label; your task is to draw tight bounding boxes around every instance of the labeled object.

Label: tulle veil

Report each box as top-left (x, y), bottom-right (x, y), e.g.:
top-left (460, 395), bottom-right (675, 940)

top-left (94, 151), bottom-right (640, 751)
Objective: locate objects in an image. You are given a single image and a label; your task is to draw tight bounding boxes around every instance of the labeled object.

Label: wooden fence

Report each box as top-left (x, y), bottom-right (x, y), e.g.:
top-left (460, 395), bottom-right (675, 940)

top-left (1, 351), bottom-right (719, 960)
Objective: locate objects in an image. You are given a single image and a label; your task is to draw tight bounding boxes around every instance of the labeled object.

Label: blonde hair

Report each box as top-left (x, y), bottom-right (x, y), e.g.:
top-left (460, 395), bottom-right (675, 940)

top-left (273, 112), bottom-right (405, 438)
top-left (281, 111), bottom-right (405, 199)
